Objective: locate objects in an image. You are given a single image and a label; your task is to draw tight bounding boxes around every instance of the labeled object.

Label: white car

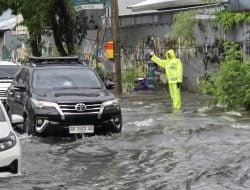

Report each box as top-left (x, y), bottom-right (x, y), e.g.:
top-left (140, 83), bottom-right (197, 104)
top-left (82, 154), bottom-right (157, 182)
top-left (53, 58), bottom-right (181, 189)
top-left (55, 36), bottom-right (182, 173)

top-left (0, 101), bottom-right (23, 177)
top-left (0, 61), bottom-right (20, 105)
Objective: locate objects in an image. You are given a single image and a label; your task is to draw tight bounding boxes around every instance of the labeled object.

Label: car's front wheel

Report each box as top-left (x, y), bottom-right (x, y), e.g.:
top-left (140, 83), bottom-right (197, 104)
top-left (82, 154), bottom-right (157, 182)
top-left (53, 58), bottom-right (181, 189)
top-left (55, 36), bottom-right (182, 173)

top-left (109, 115), bottom-right (123, 134)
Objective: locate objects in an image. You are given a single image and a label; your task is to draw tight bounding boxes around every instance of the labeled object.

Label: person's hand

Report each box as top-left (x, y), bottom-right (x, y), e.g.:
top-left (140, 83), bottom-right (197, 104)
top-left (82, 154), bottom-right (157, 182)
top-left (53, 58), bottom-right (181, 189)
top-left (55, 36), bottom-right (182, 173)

top-left (148, 50), bottom-right (155, 56)
top-left (177, 82), bottom-right (181, 88)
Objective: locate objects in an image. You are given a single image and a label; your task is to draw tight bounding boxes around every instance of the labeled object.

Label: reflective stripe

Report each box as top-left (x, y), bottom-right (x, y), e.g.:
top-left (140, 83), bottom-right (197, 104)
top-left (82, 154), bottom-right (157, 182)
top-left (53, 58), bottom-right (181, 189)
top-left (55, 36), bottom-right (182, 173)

top-left (169, 63), bottom-right (175, 69)
top-left (171, 77), bottom-right (177, 81)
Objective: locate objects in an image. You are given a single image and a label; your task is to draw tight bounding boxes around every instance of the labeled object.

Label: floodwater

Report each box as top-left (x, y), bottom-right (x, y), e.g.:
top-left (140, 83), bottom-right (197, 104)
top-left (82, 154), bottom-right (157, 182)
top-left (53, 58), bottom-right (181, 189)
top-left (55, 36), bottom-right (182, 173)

top-left (1, 91), bottom-right (250, 190)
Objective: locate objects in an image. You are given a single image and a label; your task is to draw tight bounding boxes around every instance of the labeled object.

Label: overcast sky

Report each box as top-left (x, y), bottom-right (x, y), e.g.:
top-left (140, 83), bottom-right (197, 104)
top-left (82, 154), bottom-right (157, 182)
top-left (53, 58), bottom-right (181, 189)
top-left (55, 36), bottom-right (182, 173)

top-left (0, 9), bottom-right (14, 22)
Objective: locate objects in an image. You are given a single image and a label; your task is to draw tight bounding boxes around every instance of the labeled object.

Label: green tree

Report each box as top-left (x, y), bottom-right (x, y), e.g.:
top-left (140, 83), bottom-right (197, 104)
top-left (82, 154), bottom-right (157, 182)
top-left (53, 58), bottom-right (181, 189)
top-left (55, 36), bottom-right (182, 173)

top-left (0, 0), bottom-right (87, 56)
top-left (200, 43), bottom-right (250, 110)
top-left (217, 10), bottom-right (250, 31)
top-left (170, 10), bottom-right (196, 45)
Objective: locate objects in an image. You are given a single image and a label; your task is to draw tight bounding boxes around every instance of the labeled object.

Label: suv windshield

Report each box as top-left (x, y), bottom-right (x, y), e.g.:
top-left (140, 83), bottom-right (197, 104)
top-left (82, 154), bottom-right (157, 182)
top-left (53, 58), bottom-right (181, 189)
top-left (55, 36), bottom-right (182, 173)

top-left (32, 68), bottom-right (103, 89)
top-left (0, 107), bottom-right (6, 122)
top-left (0, 65), bottom-right (19, 79)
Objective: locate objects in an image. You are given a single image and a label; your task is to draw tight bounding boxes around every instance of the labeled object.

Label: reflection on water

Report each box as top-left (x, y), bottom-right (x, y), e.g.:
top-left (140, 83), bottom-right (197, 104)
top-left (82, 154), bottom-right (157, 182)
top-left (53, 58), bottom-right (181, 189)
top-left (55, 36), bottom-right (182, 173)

top-left (1, 92), bottom-right (250, 190)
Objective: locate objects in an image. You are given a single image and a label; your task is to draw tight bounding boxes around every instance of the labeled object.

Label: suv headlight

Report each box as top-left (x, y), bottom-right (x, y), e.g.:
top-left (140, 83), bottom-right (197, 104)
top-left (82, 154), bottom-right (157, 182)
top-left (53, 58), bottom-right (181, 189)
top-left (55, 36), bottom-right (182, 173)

top-left (103, 99), bottom-right (119, 107)
top-left (31, 98), bottom-right (57, 109)
top-left (0, 131), bottom-right (17, 152)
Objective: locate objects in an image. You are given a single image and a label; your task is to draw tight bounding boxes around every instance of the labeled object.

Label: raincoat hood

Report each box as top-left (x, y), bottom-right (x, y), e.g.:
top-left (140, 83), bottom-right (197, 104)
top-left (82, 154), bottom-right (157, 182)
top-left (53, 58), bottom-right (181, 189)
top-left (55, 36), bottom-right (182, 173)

top-left (166, 49), bottom-right (176, 59)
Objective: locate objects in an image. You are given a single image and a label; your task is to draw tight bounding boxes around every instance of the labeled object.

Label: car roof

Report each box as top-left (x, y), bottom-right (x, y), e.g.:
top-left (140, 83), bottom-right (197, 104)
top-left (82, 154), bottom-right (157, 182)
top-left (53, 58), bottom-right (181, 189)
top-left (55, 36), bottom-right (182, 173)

top-left (31, 65), bottom-right (91, 70)
top-left (24, 56), bottom-right (87, 68)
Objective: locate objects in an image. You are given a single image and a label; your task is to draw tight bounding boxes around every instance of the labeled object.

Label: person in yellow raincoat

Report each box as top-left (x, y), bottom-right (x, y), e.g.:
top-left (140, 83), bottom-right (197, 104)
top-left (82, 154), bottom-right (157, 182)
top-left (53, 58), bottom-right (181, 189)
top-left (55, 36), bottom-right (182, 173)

top-left (149, 49), bottom-right (183, 110)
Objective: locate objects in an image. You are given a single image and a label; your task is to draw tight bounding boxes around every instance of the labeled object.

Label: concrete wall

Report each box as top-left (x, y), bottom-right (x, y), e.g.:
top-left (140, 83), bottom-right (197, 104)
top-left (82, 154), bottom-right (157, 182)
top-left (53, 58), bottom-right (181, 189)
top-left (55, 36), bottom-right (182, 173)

top-left (118, 10), bottom-right (225, 91)
top-left (230, 22), bottom-right (250, 55)
top-left (0, 30), bottom-right (27, 61)
top-left (229, 0), bottom-right (250, 11)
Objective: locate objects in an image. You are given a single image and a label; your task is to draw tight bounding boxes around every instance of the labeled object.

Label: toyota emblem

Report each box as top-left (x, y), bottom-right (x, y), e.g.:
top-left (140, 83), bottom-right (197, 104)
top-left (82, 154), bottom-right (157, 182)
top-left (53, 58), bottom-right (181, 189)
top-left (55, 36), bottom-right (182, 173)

top-left (75, 103), bottom-right (87, 112)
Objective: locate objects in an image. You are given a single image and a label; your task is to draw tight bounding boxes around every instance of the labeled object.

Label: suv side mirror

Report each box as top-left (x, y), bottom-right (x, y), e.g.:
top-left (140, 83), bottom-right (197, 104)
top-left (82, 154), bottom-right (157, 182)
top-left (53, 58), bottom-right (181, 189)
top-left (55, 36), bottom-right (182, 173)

top-left (105, 80), bottom-right (115, 90)
top-left (106, 82), bottom-right (115, 90)
top-left (13, 84), bottom-right (27, 92)
top-left (11, 114), bottom-right (24, 125)
top-left (11, 114), bottom-right (24, 129)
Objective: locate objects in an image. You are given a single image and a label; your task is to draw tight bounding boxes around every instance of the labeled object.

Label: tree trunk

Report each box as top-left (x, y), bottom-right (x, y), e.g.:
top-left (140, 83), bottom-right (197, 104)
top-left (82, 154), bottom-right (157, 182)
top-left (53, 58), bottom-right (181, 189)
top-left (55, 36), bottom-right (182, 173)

top-left (49, 0), bottom-right (75, 56)
top-left (30, 33), bottom-right (42, 57)
top-left (50, 14), bottom-right (67, 56)
top-left (58, 0), bottom-right (75, 55)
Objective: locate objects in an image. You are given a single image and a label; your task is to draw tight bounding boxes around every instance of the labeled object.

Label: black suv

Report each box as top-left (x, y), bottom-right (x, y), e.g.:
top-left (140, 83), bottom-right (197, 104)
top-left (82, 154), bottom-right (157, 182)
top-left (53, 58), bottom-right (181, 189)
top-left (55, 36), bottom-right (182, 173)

top-left (6, 57), bottom-right (122, 137)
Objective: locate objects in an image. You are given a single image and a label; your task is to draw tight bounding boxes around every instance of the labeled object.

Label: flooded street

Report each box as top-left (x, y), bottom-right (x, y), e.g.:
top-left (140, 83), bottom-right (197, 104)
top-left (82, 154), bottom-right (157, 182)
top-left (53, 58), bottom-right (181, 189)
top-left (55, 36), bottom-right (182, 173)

top-left (1, 91), bottom-right (250, 190)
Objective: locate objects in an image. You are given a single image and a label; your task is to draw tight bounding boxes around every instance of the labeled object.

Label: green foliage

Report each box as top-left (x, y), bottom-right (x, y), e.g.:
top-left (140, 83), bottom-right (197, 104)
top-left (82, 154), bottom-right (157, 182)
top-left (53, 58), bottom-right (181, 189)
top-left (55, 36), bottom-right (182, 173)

top-left (0, 1), bottom-right (9, 15)
top-left (217, 10), bottom-right (250, 31)
top-left (199, 42), bottom-right (250, 110)
top-left (122, 62), bottom-right (147, 93)
top-left (123, 65), bottom-right (146, 84)
top-left (123, 70), bottom-right (138, 84)
top-left (198, 73), bottom-right (214, 95)
top-left (170, 10), bottom-right (196, 43)
top-left (0, 0), bottom-right (87, 56)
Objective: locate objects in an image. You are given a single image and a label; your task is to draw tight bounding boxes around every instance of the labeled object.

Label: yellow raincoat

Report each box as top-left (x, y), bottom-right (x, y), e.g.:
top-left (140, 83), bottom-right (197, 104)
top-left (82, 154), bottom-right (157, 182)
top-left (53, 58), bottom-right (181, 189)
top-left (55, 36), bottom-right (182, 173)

top-left (151, 49), bottom-right (183, 109)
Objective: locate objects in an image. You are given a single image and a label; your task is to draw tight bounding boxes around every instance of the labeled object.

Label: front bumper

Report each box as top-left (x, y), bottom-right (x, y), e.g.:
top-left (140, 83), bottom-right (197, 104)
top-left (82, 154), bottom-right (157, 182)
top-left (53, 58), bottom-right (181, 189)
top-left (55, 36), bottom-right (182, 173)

top-left (31, 106), bottom-right (122, 135)
top-left (0, 137), bottom-right (21, 177)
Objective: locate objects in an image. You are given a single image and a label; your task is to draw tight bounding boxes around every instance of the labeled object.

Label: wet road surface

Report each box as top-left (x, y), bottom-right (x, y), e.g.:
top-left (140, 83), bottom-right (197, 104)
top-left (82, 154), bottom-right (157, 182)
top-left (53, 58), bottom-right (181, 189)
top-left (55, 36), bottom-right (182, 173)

top-left (1, 91), bottom-right (250, 190)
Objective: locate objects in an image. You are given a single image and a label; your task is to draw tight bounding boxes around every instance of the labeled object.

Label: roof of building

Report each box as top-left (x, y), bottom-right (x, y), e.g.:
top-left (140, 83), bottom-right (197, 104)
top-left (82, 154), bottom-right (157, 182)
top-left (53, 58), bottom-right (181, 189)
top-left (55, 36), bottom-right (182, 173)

top-left (0, 9), bottom-right (16, 31)
top-left (129, 0), bottom-right (228, 12)
top-left (119, 0), bottom-right (157, 16)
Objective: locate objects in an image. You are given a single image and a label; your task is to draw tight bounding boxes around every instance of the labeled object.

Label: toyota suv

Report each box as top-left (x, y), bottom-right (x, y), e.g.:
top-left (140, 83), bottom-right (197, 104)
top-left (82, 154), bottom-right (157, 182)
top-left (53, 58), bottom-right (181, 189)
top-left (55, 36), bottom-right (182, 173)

top-left (6, 57), bottom-right (122, 137)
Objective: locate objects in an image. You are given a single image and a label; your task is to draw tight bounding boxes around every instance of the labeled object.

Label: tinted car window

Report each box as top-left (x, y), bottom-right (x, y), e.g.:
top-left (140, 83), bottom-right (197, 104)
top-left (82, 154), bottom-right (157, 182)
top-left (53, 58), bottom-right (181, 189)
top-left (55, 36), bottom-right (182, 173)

top-left (32, 68), bottom-right (103, 89)
top-left (0, 65), bottom-right (19, 79)
top-left (17, 68), bottom-right (28, 84)
top-left (23, 70), bottom-right (30, 85)
top-left (0, 107), bottom-right (6, 121)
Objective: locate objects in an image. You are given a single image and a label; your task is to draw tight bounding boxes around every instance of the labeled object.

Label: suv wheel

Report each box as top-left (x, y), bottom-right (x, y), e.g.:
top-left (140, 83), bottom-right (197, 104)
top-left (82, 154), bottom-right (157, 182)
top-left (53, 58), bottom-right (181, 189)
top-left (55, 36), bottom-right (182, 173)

top-left (110, 115), bottom-right (123, 133)
top-left (111, 123), bottom-right (122, 133)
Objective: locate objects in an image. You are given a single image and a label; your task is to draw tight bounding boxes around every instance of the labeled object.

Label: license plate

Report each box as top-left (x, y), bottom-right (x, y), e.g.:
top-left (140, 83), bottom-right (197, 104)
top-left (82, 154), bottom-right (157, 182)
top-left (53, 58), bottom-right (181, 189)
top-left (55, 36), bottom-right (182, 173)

top-left (69, 125), bottom-right (94, 134)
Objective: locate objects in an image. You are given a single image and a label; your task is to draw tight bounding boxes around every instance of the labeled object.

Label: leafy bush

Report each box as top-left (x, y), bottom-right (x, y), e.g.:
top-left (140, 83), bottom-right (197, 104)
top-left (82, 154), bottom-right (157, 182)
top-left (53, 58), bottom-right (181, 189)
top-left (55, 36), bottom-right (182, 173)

top-left (122, 63), bottom-right (147, 93)
top-left (170, 10), bottom-right (196, 43)
top-left (217, 10), bottom-right (250, 31)
top-left (199, 42), bottom-right (250, 110)
top-left (198, 73), bottom-right (214, 95)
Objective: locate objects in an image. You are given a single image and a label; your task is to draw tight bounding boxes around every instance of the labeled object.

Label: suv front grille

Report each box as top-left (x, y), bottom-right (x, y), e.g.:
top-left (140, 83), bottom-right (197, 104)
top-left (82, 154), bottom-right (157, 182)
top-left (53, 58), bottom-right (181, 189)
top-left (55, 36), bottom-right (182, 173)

top-left (0, 79), bottom-right (12, 99)
top-left (58, 102), bottom-right (102, 115)
top-left (0, 79), bottom-right (13, 84)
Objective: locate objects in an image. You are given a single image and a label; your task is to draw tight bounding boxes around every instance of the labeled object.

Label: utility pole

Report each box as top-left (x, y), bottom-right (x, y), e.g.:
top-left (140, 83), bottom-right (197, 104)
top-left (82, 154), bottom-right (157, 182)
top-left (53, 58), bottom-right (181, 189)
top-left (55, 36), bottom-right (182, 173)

top-left (111, 0), bottom-right (122, 96)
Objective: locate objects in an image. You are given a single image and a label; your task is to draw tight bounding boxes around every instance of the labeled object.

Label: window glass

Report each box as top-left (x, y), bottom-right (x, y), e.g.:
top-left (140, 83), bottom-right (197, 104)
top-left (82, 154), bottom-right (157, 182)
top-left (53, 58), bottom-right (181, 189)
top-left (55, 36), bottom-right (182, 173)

top-left (24, 70), bottom-right (30, 85)
top-left (17, 69), bottom-right (28, 84)
top-left (32, 68), bottom-right (103, 89)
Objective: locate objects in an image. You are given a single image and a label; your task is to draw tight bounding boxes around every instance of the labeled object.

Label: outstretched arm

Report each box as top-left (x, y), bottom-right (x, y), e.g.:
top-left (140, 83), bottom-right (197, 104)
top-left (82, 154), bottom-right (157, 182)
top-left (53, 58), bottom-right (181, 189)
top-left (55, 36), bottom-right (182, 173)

top-left (149, 50), bottom-right (167, 68)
